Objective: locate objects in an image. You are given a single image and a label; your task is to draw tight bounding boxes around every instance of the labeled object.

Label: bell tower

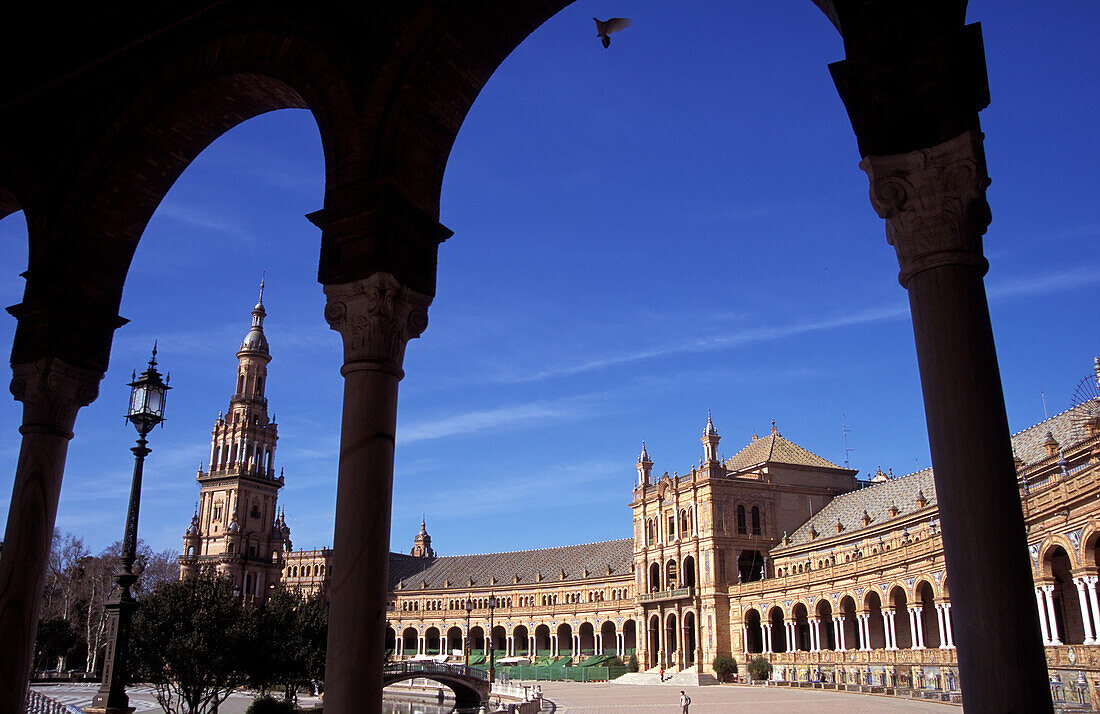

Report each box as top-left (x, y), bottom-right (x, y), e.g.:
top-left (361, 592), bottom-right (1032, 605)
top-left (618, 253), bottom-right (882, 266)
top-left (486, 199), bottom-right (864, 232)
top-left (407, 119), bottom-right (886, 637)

top-left (411, 518), bottom-right (435, 558)
top-left (179, 280), bottom-right (290, 599)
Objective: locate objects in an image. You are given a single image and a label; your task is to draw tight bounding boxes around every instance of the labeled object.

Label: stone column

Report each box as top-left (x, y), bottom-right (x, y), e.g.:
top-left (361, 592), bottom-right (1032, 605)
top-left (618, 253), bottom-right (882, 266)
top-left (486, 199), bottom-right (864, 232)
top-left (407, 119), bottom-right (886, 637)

top-left (942, 604), bottom-right (955, 649)
top-left (0, 359), bottom-right (101, 711)
top-left (1074, 578), bottom-right (1096, 644)
top-left (764, 623), bottom-right (772, 654)
top-left (1035, 588), bottom-right (1052, 645)
top-left (834, 616), bottom-right (845, 650)
top-left (811, 618), bottom-right (821, 652)
top-left (883, 610), bottom-right (896, 650)
top-left (1042, 586), bottom-right (1062, 646)
top-left (861, 128), bottom-right (1049, 707)
top-left (910, 607), bottom-right (926, 649)
top-left (742, 625), bottom-right (749, 654)
top-left (321, 273), bottom-right (432, 713)
top-left (1087, 577), bottom-right (1100, 644)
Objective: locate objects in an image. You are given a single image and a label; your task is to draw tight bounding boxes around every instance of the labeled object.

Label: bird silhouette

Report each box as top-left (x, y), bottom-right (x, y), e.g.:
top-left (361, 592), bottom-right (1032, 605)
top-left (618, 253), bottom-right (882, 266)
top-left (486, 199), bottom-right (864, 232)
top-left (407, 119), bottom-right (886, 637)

top-left (594, 17), bottom-right (632, 48)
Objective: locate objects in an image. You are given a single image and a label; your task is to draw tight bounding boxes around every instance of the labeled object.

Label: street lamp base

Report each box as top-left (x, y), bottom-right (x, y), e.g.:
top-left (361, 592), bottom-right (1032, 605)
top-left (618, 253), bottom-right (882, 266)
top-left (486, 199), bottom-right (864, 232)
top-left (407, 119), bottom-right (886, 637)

top-left (84, 707), bottom-right (135, 714)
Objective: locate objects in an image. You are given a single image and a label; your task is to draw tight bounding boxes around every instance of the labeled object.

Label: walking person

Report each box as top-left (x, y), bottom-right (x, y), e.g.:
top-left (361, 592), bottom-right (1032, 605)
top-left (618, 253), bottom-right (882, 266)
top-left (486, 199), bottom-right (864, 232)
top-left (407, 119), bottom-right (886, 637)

top-left (659, 667), bottom-right (664, 682)
top-left (680, 690), bottom-right (691, 714)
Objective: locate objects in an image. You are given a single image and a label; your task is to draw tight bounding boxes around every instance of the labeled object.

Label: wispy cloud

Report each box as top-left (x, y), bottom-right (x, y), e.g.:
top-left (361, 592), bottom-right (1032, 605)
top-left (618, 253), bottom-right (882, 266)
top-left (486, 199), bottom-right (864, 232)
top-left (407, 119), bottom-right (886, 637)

top-left (987, 265), bottom-right (1100, 301)
top-left (396, 397), bottom-right (590, 445)
top-left (154, 200), bottom-right (256, 243)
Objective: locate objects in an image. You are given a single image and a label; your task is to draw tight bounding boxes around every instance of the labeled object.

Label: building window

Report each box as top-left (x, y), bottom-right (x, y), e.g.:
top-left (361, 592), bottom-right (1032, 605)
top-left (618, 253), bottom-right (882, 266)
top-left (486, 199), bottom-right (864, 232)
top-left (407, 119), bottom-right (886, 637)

top-left (751, 506), bottom-right (762, 536)
top-left (668, 514), bottom-right (676, 540)
top-left (737, 505), bottom-right (747, 534)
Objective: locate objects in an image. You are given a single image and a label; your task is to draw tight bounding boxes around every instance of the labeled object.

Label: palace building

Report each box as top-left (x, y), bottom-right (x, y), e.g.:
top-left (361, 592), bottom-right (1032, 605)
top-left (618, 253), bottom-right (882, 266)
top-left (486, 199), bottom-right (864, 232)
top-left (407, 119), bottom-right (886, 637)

top-left (180, 297), bottom-right (1100, 688)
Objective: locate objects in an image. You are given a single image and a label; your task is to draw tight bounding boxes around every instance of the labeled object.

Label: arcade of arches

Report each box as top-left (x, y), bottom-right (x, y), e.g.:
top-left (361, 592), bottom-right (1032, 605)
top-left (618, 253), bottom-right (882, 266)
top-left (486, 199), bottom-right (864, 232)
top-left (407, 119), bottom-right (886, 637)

top-left (0, 2), bottom-right (1085, 712)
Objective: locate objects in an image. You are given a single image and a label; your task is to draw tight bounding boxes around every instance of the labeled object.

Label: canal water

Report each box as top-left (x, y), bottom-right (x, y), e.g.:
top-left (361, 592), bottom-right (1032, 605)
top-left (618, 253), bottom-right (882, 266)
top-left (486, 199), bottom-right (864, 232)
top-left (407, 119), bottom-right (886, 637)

top-left (382, 701), bottom-right (478, 714)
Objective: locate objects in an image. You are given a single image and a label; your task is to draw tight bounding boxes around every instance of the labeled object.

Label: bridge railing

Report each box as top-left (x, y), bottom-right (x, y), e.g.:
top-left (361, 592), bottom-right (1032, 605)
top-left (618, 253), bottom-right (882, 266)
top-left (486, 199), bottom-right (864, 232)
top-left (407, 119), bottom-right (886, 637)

top-left (26, 689), bottom-right (78, 714)
top-left (383, 660), bottom-right (489, 682)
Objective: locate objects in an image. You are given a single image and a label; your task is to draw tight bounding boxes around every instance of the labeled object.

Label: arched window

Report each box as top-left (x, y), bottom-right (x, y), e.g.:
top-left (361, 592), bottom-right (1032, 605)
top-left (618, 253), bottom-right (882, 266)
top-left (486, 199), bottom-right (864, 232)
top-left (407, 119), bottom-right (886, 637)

top-left (737, 505), bottom-right (747, 534)
top-left (255, 376), bottom-right (264, 395)
top-left (751, 506), bottom-right (762, 535)
top-left (680, 509), bottom-right (691, 535)
top-left (237, 374), bottom-right (245, 393)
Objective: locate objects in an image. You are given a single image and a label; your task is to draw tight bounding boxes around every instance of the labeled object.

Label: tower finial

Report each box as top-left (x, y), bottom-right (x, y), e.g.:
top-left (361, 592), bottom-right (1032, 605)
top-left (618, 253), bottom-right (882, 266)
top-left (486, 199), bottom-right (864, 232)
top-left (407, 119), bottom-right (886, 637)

top-left (259, 272), bottom-right (265, 304)
top-left (149, 340), bottom-right (158, 368)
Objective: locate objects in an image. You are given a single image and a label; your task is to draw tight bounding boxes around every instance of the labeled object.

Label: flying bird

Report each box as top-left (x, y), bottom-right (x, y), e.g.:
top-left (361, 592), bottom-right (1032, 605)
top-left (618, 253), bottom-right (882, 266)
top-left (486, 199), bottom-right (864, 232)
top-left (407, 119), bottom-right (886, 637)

top-left (594, 17), bottom-right (632, 48)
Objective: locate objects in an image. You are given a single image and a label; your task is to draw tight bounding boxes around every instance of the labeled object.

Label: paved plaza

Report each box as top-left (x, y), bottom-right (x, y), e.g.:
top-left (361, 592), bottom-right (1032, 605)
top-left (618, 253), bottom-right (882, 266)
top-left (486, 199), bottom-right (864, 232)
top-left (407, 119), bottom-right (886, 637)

top-left (34, 680), bottom-right (960, 713)
top-left (533, 681), bottom-right (959, 714)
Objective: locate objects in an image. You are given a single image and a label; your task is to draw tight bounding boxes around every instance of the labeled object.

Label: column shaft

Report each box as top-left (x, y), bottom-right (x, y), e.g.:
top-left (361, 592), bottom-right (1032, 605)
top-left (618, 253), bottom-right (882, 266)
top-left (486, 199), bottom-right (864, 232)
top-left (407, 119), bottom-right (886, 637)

top-left (321, 274), bottom-right (431, 714)
top-left (0, 360), bottom-right (99, 712)
top-left (1042, 587), bottom-right (1062, 646)
top-left (862, 130), bottom-right (1050, 710)
top-left (1074, 579), bottom-right (1095, 644)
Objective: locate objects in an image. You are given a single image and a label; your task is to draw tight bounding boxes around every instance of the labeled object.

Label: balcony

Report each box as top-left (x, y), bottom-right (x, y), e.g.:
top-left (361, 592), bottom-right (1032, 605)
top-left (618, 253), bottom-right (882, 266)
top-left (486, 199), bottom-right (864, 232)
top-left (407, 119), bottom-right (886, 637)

top-left (639, 586), bottom-right (693, 604)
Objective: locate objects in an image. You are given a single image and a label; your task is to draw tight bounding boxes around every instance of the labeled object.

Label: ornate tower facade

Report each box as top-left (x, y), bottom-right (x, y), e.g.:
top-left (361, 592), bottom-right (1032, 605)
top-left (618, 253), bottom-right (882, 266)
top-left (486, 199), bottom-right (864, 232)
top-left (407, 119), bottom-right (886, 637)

top-left (410, 518), bottom-right (434, 558)
top-left (179, 282), bottom-right (292, 600)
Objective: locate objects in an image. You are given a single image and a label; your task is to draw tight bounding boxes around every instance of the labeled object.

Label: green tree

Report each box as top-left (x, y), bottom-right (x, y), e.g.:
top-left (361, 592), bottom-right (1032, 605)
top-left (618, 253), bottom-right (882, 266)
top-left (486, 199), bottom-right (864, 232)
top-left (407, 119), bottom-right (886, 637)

top-left (34, 617), bottom-right (81, 672)
top-left (747, 656), bottom-right (772, 681)
top-left (246, 588), bottom-right (328, 703)
top-left (712, 655), bottom-right (738, 682)
top-left (130, 572), bottom-right (250, 714)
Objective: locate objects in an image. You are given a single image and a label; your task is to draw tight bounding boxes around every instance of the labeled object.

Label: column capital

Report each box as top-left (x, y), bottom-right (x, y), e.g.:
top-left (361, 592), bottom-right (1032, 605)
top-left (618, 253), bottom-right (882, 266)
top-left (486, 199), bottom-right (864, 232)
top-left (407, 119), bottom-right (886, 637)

top-left (10, 357), bottom-right (103, 436)
top-left (323, 273), bottom-right (433, 378)
top-left (860, 130), bottom-right (991, 287)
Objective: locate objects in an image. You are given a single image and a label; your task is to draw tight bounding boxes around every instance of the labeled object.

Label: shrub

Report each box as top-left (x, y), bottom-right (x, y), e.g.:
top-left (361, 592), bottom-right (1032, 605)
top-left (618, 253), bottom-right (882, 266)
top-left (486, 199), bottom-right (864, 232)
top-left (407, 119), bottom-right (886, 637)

top-left (712, 655), bottom-right (738, 682)
top-left (627, 654), bottom-right (639, 672)
top-left (246, 696), bottom-right (297, 714)
top-left (747, 656), bottom-right (772, 681)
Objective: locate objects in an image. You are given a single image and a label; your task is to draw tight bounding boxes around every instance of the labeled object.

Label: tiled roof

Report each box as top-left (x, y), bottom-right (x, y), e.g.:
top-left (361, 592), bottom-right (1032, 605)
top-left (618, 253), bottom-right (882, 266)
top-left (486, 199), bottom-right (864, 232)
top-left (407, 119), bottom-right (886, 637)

top-left (724, 431), bottom-right (845, 471)
top-left (786, 468), bottom-right (937, 546)
top-left (784, 398), bottom-right (1099, 548)
top-left (1010, 398), bottom-right (1099, 466)
top-left (388, 539), bottom-right (634, 591)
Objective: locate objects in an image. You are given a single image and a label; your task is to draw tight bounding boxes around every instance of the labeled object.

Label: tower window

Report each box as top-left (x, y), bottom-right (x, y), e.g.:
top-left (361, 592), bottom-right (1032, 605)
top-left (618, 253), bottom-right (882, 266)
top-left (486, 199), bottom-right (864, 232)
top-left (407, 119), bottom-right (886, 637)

top-left (737, 505), bottom-right (747, 534)
top-left (751, 506), bottom-right (762, 535)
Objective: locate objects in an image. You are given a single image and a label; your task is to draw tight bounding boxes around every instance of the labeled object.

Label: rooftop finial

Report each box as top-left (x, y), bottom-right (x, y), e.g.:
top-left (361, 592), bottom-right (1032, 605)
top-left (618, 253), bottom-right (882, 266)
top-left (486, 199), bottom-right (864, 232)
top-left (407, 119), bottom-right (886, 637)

top-left (638, 440), bottom-right (651, 463)
top-left (770, 419), bottom-right (778, 435)
top-left (149, 340), bottom-right (158, 369)
top-left (704, 409), bottom-right (718, 436)
top-left (258, 272), bottom-right (265, 304)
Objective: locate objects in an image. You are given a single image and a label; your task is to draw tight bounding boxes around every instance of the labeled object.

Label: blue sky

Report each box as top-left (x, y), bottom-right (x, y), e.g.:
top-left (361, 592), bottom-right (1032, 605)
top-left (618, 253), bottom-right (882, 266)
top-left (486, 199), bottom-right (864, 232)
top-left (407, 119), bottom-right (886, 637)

top-left (1, 1), bottom-right (1098, 559)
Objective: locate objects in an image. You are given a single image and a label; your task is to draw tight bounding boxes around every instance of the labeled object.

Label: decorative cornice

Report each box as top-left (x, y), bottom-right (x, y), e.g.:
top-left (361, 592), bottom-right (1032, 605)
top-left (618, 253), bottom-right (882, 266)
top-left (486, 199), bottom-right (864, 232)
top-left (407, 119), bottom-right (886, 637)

top-left (9, 357), bottom-right (102, 436)
top-left (860, 131), bottom-right (991, 287)
top-left (323, 272), bottom-right (433, 378)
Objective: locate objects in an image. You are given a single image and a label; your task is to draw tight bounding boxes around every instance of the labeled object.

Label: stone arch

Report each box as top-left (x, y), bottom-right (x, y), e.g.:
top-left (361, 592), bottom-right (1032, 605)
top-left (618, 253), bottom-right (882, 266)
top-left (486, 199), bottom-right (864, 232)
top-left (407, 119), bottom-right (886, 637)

top-left (767, 605), bottom-right (787, 653)
top-left (622, 619), bottom-right (637, 655)
top-left (1038, 535), bottom-right (1081, 579)
top-left (815, 598), bottom-right (836, 651)
top-left (446, 625), bottom-right (463, 654)
top-left (649, 561), bottom-right (661, 592)
top-left (838, 594), bottom-right (859, 650)
top-left (665, 558), bottom-right (679, 589)
top-left (556, 622), bottom-right (573, 656)
top-left (513, 624), bottom-right (529, 656)
top-left (744, 608), bottom-right (764, 654)
top-left (533, 623), bottom-right (552, 656)
top-left (915, 579), bottom-right (940, 648)
top-left (790, 601), bottom-right (811, 652)
top-left (578, 621), bottom-right (596, 656)
top-left (424, 626), bottom-right (441, 654)
top-left (385, 626), bottom-right (397, 655)
top-left (1079, 521), bottom-right (1100, 570)
top-left (401, 626), bottom-right (418, 656)
top-left (647, 614), bottom-right (661, 669)
top-left (682, 610), bottom-right (698, 666)
top-left (1046, 544), bottom-right (1088, 645)
top-left (599, 620), bottom-right (616, 656)
top-left (682, 555), bottom-right (697, 588)
top-left (864, 589), bottom-right (886, 650)
top-left (888, 584), bottom-right (913, 649)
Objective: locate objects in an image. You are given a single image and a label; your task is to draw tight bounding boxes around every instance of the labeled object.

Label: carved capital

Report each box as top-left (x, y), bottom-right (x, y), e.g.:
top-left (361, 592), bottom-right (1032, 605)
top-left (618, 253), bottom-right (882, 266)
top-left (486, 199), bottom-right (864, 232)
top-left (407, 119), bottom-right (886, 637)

top-left (323, 273), bottom-right (433, 377)
top-left (10, 358), bottom-right (103, 437)
top-left (860, 131), bottom-right (992, 287)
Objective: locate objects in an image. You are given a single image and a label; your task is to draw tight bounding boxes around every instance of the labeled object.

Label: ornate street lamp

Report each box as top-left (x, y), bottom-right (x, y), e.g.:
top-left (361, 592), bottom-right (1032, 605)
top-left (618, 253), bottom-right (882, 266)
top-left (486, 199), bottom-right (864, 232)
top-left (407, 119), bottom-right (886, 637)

top-left (488, 594), bottom-right (498, 683)
top-left (464, 598), bottom-right (474, 668)
top-left (89, 345), bottom-right (169, 714)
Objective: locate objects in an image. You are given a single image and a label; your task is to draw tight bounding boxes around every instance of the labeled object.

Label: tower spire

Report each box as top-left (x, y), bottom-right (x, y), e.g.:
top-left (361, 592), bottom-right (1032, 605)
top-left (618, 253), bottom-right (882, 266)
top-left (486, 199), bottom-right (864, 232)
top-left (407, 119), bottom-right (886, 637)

top-left (636, 440), bottom-right (653, 487)
top-left (702, 410), bottom-right (720, 464)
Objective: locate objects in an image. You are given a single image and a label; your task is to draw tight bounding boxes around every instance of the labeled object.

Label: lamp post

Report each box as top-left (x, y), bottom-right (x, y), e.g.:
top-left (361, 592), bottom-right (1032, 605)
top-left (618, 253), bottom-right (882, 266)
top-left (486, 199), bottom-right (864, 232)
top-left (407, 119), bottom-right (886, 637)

top-left (89, 345), bottom-right (169, 714)
top-left (464, 598), bottom-right (473, 668)
top-left (488, 594), bottom-right (498, 683)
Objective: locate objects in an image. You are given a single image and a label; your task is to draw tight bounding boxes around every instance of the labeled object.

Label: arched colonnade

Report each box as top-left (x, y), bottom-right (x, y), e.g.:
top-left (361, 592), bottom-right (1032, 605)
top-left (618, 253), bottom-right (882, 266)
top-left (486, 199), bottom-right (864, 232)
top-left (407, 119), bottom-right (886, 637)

top-left (387, 619), bottom-right (637, 659)
top-left (743, 578), bottom-right (955, 654)
top-left (0, 2), bottom-right (1053, 711)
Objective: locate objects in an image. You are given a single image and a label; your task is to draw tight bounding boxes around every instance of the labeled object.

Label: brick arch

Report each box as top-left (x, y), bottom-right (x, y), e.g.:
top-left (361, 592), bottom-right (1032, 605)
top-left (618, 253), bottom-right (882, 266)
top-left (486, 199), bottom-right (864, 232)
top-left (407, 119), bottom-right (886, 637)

top-left (887, 580), bottom-right (911, 602)
top-left (788, 599), bottom-right (812, 619)
top-left (1078, 521), bottom-right (1100, 570)
top-left (1038, 535), bottom-right (1080, 579)
top-left (0, 185), bottom-right (22, 221)
top-left (743, 605), bottom-right (766, 621)
top-left (862, 586), bottom-right (884, 611)
top-left (913, 576), bottom-right (940, 601)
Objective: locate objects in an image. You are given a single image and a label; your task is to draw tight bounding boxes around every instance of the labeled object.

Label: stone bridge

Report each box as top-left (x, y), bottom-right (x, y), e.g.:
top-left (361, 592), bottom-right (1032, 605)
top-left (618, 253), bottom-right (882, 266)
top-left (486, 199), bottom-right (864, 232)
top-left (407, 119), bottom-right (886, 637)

top-left (383, 661), bottom-right (490, 709)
